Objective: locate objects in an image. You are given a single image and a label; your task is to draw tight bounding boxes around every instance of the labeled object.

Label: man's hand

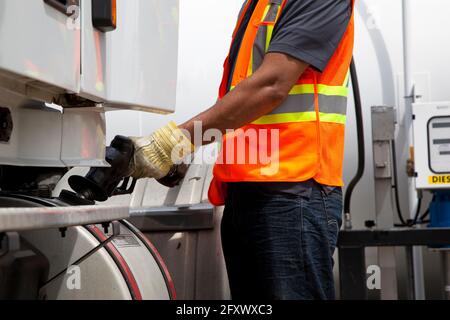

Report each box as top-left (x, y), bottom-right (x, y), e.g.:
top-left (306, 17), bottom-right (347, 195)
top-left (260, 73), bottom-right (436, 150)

top-left (129, 121), bottom-right (195, 180)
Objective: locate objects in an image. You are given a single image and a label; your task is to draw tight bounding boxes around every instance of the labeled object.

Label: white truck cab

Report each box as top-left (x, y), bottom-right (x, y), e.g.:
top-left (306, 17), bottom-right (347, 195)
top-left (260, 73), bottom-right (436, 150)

top-left (0, 0), bottom-right (182, 300)
top-left (0, 0), bottom-right (179, 168)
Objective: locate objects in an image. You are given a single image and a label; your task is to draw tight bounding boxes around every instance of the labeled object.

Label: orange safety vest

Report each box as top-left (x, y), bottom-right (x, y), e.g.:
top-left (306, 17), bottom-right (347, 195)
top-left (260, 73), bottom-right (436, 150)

top-left (208, 0), bottom-right (355, 206)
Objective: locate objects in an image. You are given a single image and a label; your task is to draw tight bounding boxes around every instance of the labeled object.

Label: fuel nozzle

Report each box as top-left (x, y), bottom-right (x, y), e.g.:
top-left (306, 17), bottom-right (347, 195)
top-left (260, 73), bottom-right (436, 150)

top-left (68, 135), bottom-right (137, 202)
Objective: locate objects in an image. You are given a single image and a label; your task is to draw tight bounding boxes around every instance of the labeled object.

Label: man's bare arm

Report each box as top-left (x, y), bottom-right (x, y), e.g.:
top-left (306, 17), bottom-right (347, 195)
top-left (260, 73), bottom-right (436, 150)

top-left (179, 52), bottom-right (309, 144)
top-left (129, 53), bottom-right (308, 180)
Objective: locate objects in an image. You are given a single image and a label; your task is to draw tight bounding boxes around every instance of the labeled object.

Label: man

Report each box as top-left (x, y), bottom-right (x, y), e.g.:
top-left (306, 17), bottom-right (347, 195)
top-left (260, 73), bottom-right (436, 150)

top-left (130, 0), bottom-right (354, 300)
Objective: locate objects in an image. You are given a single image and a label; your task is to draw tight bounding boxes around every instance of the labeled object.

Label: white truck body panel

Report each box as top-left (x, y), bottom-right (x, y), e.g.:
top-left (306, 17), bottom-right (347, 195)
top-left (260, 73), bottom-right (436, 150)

top-left (0, 0), bottom-right (80, 93)
top-left (0, 0), bottom-right (180, 168)
top-left (81, 0), bottom-right (179, 113)
top-left (0, 105), bottom-right (107, 168)
top-left (0, 0), bottom-right (179, 112)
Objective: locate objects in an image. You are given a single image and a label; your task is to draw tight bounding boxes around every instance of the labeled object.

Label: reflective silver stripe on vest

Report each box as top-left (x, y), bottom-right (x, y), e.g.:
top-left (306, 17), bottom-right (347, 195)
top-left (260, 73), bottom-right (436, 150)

top-left (269, 94), bottom-right (348, 115)
top-left (265, 1), bottom-right (281, 21)
top-left (253, 26), bottom-right (267, 72)
top-left (252, 3), bottom-right (280, 72)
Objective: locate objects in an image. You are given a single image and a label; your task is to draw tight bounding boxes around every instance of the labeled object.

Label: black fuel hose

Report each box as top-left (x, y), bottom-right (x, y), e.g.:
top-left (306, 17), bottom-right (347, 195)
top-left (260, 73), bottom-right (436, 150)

top-left (391, 139), bottom-right (408, 226)
top-left (343, 58), bottom-right (365, 221)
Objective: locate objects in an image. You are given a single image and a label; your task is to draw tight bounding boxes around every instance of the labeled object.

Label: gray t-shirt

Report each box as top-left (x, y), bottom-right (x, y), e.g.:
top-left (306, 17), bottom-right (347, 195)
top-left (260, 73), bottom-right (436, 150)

top-left (230, 0), bottom-right (352, 197)
top-left (268, 0), bottom-right (352, 72)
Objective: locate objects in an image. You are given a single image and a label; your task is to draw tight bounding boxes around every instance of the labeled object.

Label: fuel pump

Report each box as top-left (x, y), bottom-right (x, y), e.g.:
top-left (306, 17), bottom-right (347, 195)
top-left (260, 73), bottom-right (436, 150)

top-left (412, 101), bottom-right (450, 299)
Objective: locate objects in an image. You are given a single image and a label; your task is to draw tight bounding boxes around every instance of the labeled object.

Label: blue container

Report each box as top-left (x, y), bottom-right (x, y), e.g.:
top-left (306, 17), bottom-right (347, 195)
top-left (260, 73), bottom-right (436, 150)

top-left (429, 191), bottom-right (450, 249)
top-left (429, 192), bottom-right (450, 228)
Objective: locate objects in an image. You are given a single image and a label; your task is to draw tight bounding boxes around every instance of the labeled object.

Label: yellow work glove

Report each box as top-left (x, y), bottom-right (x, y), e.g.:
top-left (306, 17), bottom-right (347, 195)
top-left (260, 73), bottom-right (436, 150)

top-left (129, 122), bottom-right (195, 180)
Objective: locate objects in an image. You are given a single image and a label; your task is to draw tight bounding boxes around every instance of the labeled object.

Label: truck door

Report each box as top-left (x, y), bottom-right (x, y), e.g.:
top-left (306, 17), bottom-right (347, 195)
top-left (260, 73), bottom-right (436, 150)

top-left (0, 0), bottom-right (81, 94)
top-left (80, 0), bottom-right (180, 114)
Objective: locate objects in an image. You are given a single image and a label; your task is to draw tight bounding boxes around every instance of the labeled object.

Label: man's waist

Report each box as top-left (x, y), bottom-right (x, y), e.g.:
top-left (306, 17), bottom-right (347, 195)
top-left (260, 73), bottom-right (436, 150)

top-left (227, 179), bottom-right (339, 198)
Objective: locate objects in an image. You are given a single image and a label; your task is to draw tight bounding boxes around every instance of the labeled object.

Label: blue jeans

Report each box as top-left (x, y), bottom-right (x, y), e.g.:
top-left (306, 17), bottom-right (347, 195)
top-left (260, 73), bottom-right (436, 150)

top-left (221, 181), bottom-right (343, 300)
